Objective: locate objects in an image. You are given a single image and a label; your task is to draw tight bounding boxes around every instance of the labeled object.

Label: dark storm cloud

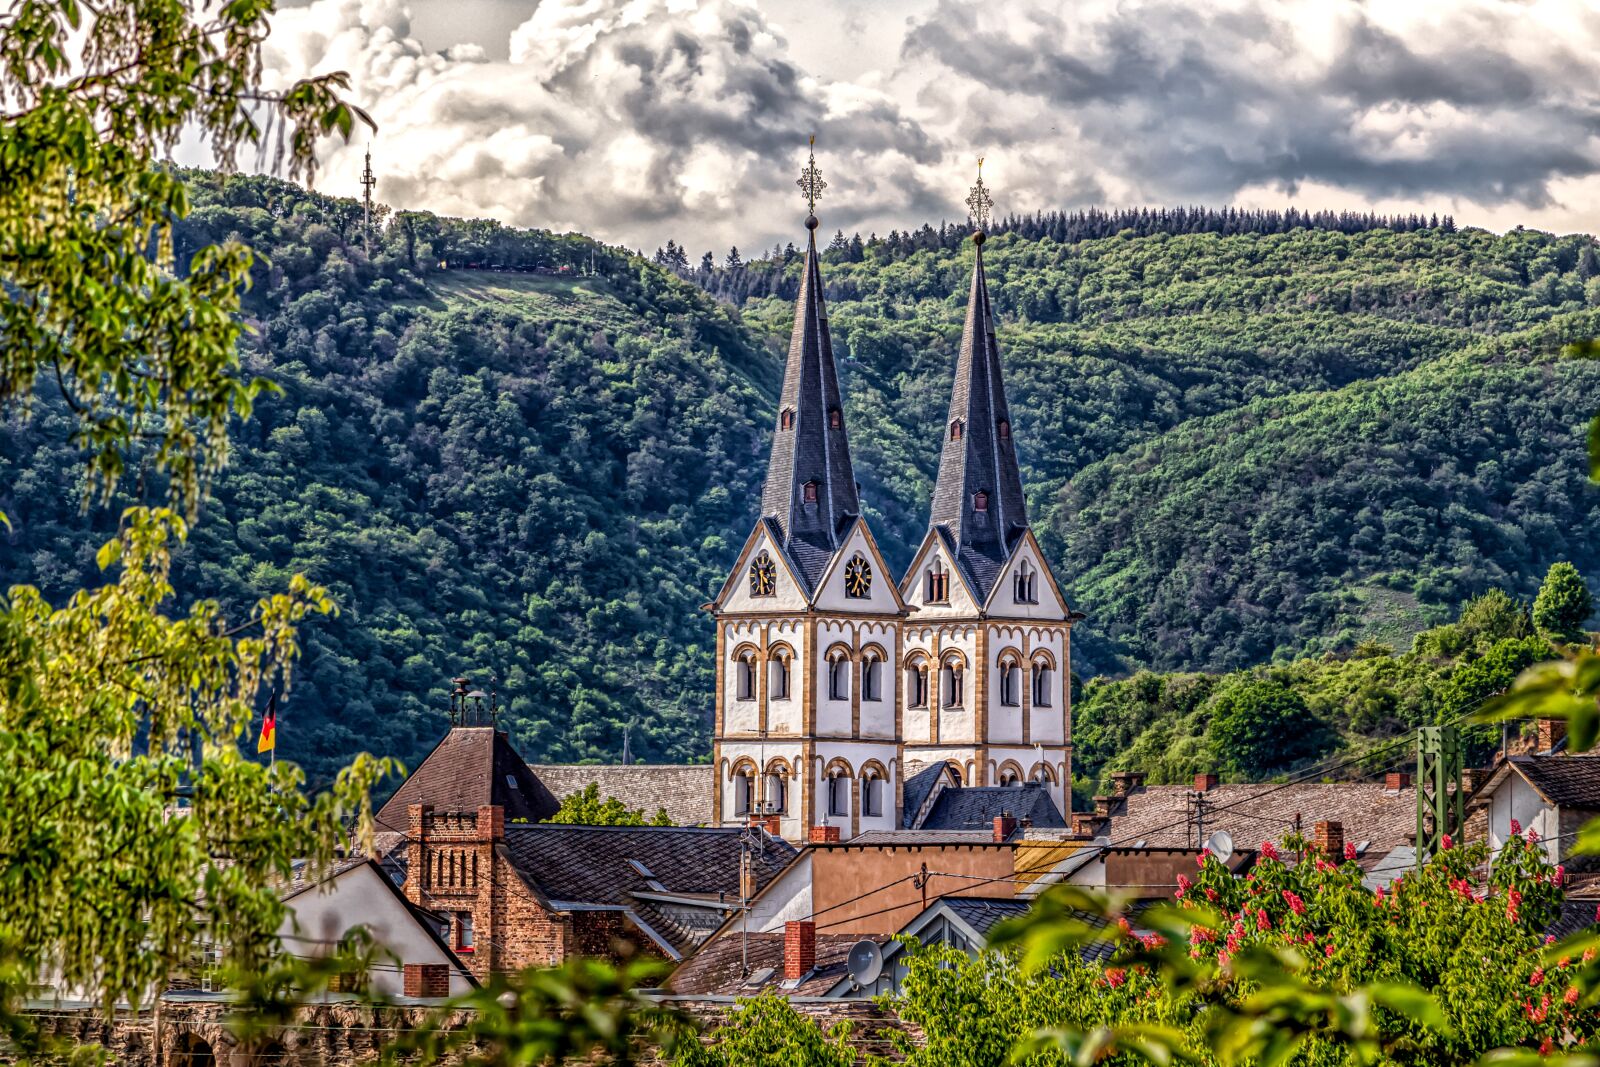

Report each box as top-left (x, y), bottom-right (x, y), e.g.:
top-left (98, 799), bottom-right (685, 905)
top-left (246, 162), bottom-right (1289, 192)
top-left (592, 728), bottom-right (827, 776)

top-left (902, 0), bottom-right (1600, 208)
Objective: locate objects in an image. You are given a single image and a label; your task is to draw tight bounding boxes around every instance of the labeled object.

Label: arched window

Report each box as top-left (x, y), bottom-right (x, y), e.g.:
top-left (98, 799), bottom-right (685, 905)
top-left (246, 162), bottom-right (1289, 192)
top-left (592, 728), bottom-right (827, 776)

top-left (926, 559), bottom-right (949, 603)
top-left (735, 650), bottom-right (757, 701)
top-left (803, 481), bottom-right (818, 503)
top-left (998, 418), bottom-right (1011, 440)
top-left (769, 649), bottom-right (791, 700)
top-left (861, 769), bottom-right (884, 817)
top-left (734, 767), bottom-right (755, 815)
top-left (828, 651), bottom-right (851, 701)
top-left (828, 407), bottom-right (843, 429)
top-left (1032, 659), bottom-right (1054, 708)
top-left (780, 408), bottom-right (795, 430)
top-left (999, 656), bottom-right (1021, 707)
top-left (861, 651), bottom-right (882, 702)
top-left (999, 766), bottom-right (1021, 787)
top-left (1014, 559), bottom-right (1038, 604)
top-left (827, 771), bottom-right (850, 817)
top-left (766, 770), bottom-right (788, 814)
top-left (950, 419), bottom-right (964, 440)
top-left (906, 658), bottom-right (930, 708)
top-left (973, 491), bottom-right (989, 513)
top-left (941, 659), bottom-right (965, 708)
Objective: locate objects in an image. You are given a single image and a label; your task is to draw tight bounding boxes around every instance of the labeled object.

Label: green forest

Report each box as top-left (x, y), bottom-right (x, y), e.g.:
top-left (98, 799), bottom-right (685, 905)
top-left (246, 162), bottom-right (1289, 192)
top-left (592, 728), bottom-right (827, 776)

top-left (2, 170), bottom-right (1597, 785)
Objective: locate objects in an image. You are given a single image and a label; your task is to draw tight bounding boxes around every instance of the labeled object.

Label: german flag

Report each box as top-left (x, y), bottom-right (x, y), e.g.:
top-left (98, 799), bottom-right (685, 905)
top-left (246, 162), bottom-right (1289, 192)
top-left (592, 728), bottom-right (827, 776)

top-left (257, 691), bottom-right (277, 754)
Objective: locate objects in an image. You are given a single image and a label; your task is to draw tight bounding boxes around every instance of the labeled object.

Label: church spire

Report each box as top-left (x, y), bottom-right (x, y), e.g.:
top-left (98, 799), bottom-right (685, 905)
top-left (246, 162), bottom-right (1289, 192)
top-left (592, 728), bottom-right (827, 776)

top-left (927, 160), bottom-right (1028, 601)
top-left (759, 138), bottom-right (860, 592)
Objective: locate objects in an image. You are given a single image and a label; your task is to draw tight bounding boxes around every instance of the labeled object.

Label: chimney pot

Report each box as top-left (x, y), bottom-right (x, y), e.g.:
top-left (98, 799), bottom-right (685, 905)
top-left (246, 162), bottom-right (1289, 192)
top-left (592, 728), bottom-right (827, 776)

top-left (993, 814), bottom-right (1018, 842)
top-left (1194, 773), bottom-right (1219, 792)
top-left (1314, 820), bottom-right (1344, 862)
top-left (809, 824), bottom-right (841, 845)
top-left (1538, 719), bottom-right (1567, 753)
top-left (1384, 771), bottom-right (1412, 791)
top-left (784, 920), bottom-right (816, 980)
top-left (478, 805), bottom-right (505, 842)
top-left (748, 814), bottom-right (781, 837)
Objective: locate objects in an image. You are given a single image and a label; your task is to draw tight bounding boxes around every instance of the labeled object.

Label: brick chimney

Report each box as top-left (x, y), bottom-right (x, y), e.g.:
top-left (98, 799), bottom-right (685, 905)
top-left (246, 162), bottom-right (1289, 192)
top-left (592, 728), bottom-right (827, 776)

top-left (993, 814), bottom-right (1018, 842)
top-left (1110, 771), bottom-right (1146, 796)
top-left (1384, 772), bottom-right (1411, 791)
top-left (1194, 773), bottom-right (1219, 792)
top-left (1313, 821), bottom-right (1344, 862)
top-left (784, 921), bottom-right (816, 979)
top-left (403, 963), bottom-right (450, 999)
top-left (747, 814), bottom-right (781, 837)
top-left (1070, 812), bottom-right (1105, 838)
top-left (1538, 719), bottom-right (1567, 753)
top-left (478, 804), bottom-right (505, 842)
top-left (809, 824), bottom-right (841, 844)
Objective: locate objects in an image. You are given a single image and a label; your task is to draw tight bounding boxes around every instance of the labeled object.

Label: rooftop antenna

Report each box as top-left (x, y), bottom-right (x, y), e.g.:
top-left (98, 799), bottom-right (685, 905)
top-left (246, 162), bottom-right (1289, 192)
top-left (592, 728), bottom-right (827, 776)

top-left (361, 146), bottom-right (377, 254)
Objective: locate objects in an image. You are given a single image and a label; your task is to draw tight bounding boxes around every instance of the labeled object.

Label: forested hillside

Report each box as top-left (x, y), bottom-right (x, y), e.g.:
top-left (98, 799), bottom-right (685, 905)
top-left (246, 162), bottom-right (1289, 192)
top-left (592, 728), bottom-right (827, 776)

top-left (2, 171), bottom-right (1598, 783)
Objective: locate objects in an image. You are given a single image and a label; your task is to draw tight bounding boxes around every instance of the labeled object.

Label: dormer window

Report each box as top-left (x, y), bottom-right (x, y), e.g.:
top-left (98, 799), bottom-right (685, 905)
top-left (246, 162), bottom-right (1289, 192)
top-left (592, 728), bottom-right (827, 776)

top-left (926, 560), bottom-right (949, 603)
top-left (998, 419), bottom-right (1011, 440)
top-left (803, 481), bottom-right (818, 503)
top-left (780, 408), bottom-right (795, 430)
top-left (829, 407), bottom-right (842, 429)
top-left (1014, 559), bottom-right (1038, 604)
top-left (973, 491), bottom-right (989, 513)
top-left (950, 420), bottom-right (964, 441)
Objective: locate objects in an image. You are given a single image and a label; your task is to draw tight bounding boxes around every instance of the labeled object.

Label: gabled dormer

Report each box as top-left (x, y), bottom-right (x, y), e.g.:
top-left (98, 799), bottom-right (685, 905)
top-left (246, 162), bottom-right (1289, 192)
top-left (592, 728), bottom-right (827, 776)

top-left (710, 518), bottom-right (812, 614)
top-left (899, 528), bottom-right (982, 618)
top-left (811, 517), bottom-right (908, 614)
top-left (982, 529), bottom-right (1069, 621)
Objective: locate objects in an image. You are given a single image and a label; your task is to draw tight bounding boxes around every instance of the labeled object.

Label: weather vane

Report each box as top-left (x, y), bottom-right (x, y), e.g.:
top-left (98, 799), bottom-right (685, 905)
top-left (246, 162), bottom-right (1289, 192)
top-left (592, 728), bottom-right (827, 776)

top-left (966, 157), bottom-right (993, 233)
top-left (797, 135), bottom-right (827, 218)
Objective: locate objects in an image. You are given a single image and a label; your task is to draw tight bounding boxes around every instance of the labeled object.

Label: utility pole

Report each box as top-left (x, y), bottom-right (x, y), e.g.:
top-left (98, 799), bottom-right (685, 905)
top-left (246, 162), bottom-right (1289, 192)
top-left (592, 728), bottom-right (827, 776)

top-left (1416, 725), bottom-right (1464, 866)
top-left (360, 147), bottom-right (376, 254)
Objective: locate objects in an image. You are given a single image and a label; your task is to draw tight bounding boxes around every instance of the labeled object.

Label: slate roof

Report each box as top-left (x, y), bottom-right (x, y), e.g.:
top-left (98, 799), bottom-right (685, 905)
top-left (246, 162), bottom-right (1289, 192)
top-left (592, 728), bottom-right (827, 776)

top-left (1102, 783), bottom-right (1417, 851)
top-left (926, 236), bottom-right (1029, 602)
top-left (902, 761), bottom-right (955, 829)
top-left (759, 220), bottom-right (860, 594)
top-left (939, 895), bottom-right (1033, 938)
top-left (501, 825), bottom-right (796, 909)
top-left (1505, 755), bottom-right (1600, 809)
top-left (919, 782), bottom-right (1068, 833)
top-left (375, 727), bottom-right (561, 829)
top-left (667, 931), bottom-right (866, 997)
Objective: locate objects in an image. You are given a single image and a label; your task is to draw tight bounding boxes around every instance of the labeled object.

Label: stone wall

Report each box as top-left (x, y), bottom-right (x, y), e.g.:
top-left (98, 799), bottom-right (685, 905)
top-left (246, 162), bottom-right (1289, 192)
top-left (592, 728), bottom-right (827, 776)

top-left (530, 765), bottom-right (715, 827)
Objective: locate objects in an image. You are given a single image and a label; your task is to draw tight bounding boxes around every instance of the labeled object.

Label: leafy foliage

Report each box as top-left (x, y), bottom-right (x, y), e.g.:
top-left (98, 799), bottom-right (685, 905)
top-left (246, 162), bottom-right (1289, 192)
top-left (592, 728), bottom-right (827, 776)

top-left (669, 993), bottom-right (856, 1067)
top-left (1533, 562), bottom-right (1594, 643)
top-left (1207, 678), bottom-right (1330, 779)
top-left (546, 782), bottom-right (673, 826)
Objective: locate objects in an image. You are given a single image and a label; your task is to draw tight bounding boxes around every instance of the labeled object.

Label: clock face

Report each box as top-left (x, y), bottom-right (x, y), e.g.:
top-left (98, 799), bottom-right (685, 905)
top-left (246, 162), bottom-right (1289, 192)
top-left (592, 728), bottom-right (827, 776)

top-left (749, 554), bottom-right (777, 597)
top-left (844, 555), bottom-right (872, 599)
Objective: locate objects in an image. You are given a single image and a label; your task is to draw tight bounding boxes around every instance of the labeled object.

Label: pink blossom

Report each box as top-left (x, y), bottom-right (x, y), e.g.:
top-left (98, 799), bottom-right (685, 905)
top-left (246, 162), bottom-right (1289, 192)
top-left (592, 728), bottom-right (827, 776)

top-left (1441, 833), bottom-right (1453, 850)
top-left (1528, 827), bottom-right (1541, 844)
top-left (1256, 909), bottom-right (1272, 931)
top-left (1566, 986), bottom-right (1581, 1007)
top-left (1541, 1038), bottom-right (1553, 1056)
top-left (1191, 925), bottom-right (1216, 944)
top-left (1511, 818), bottom-right (1523, 836)
top-left (1530, 968), bottom-right (1546, 987)
top-left (1507, 888), bottom-right (1523, 923)
top-left (1344, 841), bottom-right (1357, 862)
top-left (1176, 874), bottom-right (1192, 900)
top-left (1282, 890), bottom-right (1307, 915)
top-left (1584, 947), bottom-right (1596, 964)
top-left (1324, 943), bottom-right (1335, 958)
top-left (1205, 888), bottom-right (1218, 902)
top-left (1105, 968), bottom-right (1127, 988)
top-left (1555, 865), bottom-right (1565, 887)
top-left (1260, 840), bottom-right (1281, 861)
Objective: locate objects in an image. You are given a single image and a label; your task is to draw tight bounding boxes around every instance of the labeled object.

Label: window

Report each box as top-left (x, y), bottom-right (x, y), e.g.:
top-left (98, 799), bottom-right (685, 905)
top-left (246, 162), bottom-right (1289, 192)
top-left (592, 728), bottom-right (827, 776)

top-left (766, 772), bottom-right (787, 813)
top-left (1014, 560), bottom-right (1037, 604)
top-left (941, 662), bottom-right (964, 708)
top-left (950, 419), bottom-right (964, 440)
top-left (862, 775), bottom-right (883, 817)
top-left (828, 407), bottom-right (842, 429)
top-left (1032, 663), bottom-right (1053, 707)
top-left (999, 768), bottom-right (1020, 787)
top-left (735, 652), bottom-right (756, 701)
top-left (973, 491), bottom-right (989, 513)
top-left (734, 770), bottom-right (755, 815)
top-left (780, 408), bottom-right (795, 430)
top-left (999, 661), bottom-right (1021, 706)
top-left (998, 418), bottom-right (1011, 440)
top-left (862, 655), bottom-right (881, 702)
top-left (769, 654), bottom-right (790, 700)
top-left (907, 663), bottom-right (929, 708)
top-left (803, 481), bottom-right (818, 503)
top-left (829, 656), bottom-right (850, 701)
top-left (827, 774), bottom-right (850, 817)
top-left (455, 911), bottom-right (474, 952)
top-left (926, 562), bottom-right (949, 603)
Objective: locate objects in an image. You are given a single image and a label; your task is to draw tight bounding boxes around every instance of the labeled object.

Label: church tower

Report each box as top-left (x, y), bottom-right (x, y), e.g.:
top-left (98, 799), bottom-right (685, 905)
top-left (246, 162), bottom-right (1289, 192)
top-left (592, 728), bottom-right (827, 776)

top-left (898, 165), bottom-right (1076, 817)
top-left (708, 142), bottom-right (906, 842)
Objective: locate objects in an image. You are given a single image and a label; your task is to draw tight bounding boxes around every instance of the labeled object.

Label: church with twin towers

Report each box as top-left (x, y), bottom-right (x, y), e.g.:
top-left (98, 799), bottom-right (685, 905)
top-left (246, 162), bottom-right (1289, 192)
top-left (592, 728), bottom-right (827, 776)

top-left (708, 149), bottom-right (1078, 841)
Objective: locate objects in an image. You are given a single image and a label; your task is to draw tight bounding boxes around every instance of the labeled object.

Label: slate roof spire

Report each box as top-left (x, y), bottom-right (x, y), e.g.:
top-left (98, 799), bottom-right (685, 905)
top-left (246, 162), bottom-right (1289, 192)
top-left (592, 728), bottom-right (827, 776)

top-left (928, 161), bottom-right (1029, 601)
top-left (759, 138), bottom-right (860, 591)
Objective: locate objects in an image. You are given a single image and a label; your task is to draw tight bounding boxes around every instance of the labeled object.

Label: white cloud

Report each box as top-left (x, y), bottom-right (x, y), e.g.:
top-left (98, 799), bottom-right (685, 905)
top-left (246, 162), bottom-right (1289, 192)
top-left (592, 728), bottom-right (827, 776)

top-left (254, 0), bottom-right (1600, 254)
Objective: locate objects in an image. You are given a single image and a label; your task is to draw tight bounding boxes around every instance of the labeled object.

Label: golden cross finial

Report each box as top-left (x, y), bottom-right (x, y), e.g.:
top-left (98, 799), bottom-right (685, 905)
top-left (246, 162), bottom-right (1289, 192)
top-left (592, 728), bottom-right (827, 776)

top-left (966, 157), bottom-right (993, 232)
top-left (797, 135), bottom-right (827, 218)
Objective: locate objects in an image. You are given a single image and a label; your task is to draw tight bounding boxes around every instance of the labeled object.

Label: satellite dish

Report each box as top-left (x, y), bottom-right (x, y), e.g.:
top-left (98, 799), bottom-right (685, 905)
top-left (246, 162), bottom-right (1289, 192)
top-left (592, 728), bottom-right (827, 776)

top-left (846, 939), bottom-right (883, 987)
top-left (1205, 830), bottom-right (1234, 859)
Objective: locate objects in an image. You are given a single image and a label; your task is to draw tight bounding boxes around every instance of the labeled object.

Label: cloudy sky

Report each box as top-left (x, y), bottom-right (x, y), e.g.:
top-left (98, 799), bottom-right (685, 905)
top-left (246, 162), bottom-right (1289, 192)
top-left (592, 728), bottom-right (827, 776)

top-left (252, 0), bottom-right (1600, 255)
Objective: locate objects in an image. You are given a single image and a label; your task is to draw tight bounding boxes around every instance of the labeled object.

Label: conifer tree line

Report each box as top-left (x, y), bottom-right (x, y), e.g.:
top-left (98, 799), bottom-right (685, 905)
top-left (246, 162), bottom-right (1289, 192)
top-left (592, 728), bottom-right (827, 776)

top-left (659, 205), bottom-right (1468, 305)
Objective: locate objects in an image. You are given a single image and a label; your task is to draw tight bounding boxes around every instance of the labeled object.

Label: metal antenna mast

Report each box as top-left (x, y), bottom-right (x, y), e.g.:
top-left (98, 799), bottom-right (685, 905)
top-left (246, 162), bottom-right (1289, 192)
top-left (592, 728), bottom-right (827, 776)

top-left (361, 147), bottom-right (377, 253)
